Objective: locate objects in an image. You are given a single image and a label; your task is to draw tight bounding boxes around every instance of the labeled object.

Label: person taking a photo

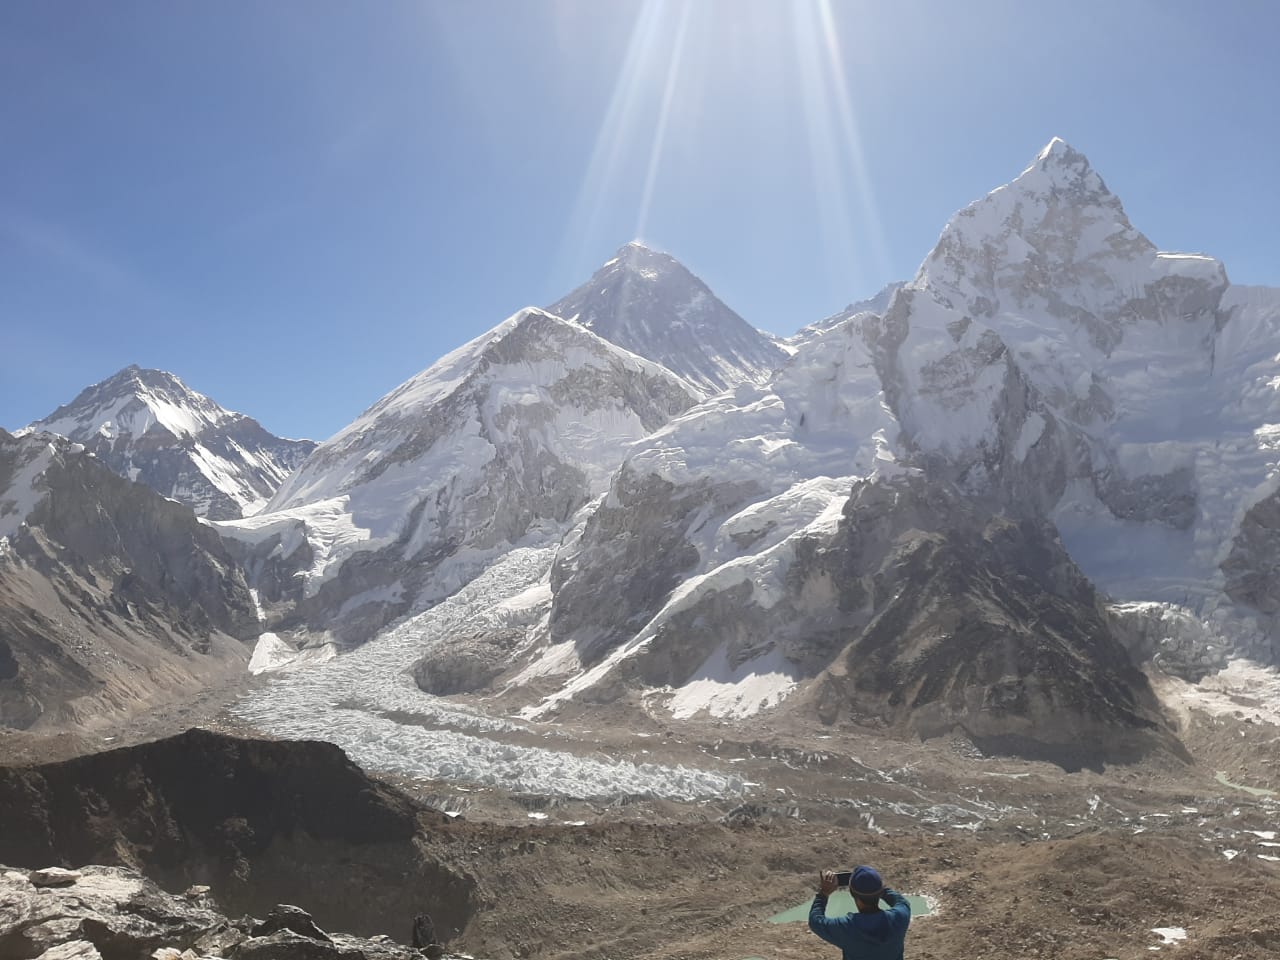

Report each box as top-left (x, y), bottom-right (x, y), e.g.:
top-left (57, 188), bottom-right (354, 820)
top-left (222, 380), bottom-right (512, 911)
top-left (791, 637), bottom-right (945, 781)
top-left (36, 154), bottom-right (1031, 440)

top-left (808, 865), bottom-right (911, 960)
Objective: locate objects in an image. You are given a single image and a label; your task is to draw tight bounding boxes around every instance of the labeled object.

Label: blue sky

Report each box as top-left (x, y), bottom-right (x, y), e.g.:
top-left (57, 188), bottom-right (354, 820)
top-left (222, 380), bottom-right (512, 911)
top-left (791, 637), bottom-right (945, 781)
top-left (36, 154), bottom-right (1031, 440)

top-left (3, 1), bottom-right (1277, 441)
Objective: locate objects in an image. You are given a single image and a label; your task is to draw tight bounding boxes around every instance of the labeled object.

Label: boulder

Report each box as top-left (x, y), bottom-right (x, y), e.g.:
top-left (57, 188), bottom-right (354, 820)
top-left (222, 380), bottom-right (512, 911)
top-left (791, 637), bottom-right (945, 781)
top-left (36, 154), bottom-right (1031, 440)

top-left (2, 865), bottom-right (219, 959)
top-left (36, 942), bottom-right (103, 960)
top-left (29, 868), bottom-right (82, 888)
top-left (251, 906), bottom-right (330, 943)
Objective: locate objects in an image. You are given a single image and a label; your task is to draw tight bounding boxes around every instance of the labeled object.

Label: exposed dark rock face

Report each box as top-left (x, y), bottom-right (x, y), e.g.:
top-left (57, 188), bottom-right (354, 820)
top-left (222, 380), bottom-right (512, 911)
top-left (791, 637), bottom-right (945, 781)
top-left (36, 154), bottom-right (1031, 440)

top-left (806, 477), bottom-right (1183, 770)
top-left (1223, 488), bottom-right (1280, 616)
top-left (411, 631), bottom-right (518, 696)
top-left (0, 729), bottom-right (476, 940)
top-left (546, 467), bottom-right (753, 667)
top-left (0, 431), bottom-right (259, 731)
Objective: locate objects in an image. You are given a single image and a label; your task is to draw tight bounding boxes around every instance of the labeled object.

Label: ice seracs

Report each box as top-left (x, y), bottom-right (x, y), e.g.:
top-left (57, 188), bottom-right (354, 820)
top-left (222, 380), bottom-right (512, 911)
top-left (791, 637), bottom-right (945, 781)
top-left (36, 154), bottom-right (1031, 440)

top-left (22, 365), bottom-right (314, 520)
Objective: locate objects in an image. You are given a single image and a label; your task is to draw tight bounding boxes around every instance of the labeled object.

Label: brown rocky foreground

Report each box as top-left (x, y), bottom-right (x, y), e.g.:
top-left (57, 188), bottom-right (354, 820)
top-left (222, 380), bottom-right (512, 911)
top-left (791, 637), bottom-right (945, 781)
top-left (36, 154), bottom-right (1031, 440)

top-left (2, 724), bottom-right (1280, 960)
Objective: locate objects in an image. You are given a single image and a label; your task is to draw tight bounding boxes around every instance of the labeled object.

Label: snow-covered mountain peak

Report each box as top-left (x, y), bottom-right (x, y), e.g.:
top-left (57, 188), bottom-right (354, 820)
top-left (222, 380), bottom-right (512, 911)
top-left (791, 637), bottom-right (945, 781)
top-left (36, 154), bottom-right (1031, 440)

top-left (924, 139), bottom-right (1135, 289)
top-left (571, 242), bottom-right (706, 302)
top-left (224, 304), bottom-right (701, 646)
top-left (913, 137), bottom-right (1227, 365)
top-left (603, 240), bottom-right (680, 279)
top-left (1036, 135), bottom-right (1070, 160)
top-left (24, 366), bottom-right (315, 520)
top-left (1010, 136), bottom-right (1115, 208)
top-left (549, 244), bottom-right (787, 394)
top-left (856, 138), bottom-right (1279, 639)
top-left (1029, 135), bottom-right (1092, 174)
top-left (28, 364), bottom-right (230, 442)
top-left (296, 307), bottom-right (692, 490)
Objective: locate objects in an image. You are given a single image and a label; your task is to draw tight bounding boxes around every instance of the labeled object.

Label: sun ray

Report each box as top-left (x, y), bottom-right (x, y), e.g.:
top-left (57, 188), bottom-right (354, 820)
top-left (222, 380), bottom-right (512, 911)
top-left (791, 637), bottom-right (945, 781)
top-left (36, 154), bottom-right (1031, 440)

top-left (815, 0), bottom-right (893, 285)
top-left (635, 0), bottom-right (691, 240)
top-left (792, 2), bottom-right (861, 291)
top-left (555, 0), bottom-right (669, 279)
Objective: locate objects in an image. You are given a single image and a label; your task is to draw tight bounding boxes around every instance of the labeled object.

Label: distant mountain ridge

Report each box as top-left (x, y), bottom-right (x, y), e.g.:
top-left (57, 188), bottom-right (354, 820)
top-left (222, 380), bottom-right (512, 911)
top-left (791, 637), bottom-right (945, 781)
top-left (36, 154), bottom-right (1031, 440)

top-left (23, 365), bottom-right (315, 520)
top-left (397, 138), bottom-right (1280, 767)
top-left (14, 138), bottom-right (1280, 768)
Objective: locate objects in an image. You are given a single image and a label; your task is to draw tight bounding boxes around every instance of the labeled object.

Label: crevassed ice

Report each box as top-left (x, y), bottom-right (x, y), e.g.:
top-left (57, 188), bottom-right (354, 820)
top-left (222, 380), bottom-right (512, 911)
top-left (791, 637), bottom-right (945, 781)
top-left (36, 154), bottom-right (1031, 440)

top-left (231, 545), bottom-right (745, 800)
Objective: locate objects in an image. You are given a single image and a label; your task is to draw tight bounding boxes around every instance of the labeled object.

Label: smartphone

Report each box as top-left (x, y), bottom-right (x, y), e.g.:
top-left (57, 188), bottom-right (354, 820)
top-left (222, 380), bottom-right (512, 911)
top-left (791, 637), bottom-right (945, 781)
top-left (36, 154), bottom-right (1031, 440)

top-left (834, 871), bottom-right (852, 887)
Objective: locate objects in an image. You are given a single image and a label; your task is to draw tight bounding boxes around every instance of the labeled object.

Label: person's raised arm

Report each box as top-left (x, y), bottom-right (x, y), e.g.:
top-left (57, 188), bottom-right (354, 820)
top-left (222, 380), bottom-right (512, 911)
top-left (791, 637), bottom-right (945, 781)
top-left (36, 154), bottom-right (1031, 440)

top-left (809, 871), bottom-right (852, 946)
top-left (881, 887), bottom-right (912, 929)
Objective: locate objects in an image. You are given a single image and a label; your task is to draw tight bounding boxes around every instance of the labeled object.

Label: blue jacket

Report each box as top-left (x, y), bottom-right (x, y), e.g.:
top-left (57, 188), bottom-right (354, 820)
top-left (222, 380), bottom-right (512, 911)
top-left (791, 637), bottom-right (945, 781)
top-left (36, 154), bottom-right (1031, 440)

top-left (808, 889), bottom-right (911, 960)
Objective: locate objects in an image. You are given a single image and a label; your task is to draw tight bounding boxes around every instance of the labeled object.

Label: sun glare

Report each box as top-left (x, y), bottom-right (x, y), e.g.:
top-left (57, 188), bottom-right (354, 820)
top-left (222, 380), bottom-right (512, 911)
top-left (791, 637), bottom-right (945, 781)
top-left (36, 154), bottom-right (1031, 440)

top-left (557, 0), bottom-right (889, 296)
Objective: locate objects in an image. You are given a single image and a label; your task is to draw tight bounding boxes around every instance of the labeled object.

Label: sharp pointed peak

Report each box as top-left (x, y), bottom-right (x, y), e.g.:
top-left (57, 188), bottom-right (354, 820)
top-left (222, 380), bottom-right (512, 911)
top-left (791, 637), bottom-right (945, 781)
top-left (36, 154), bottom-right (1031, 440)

top-left (101, 364), bottom-right (145, 384)
top-left (982, 136), bottom-right (1113, 210)
top-left (1017, 136), bottom-right (1101, 184)
top-left (1036, 136), bottom-right (1075, 162)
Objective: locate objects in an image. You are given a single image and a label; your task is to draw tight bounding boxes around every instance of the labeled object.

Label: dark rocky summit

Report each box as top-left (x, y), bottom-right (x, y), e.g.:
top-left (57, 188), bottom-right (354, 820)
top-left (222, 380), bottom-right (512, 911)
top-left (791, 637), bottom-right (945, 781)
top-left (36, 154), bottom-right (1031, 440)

top-left (0, 730), bottom-right (476, 941)
top-left (548, 241), bottom-right (788, 394)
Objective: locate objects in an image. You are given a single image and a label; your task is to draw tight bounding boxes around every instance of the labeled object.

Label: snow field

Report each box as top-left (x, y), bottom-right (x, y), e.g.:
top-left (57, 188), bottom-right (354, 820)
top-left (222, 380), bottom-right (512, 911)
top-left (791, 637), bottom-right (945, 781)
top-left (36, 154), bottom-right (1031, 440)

top-left (0, 440), bottom-right (55, 542)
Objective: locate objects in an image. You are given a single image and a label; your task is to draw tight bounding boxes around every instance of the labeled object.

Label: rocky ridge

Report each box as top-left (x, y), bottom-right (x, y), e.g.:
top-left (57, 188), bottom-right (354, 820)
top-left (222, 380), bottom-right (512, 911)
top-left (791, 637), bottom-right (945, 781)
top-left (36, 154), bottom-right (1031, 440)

top-left (23, 366), bottom-right (315, 521)
top-left (510, 468), bottom-right (1181, 769)
top-left (790, 280), bottom-right (905, 345)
